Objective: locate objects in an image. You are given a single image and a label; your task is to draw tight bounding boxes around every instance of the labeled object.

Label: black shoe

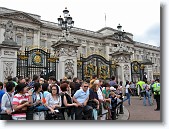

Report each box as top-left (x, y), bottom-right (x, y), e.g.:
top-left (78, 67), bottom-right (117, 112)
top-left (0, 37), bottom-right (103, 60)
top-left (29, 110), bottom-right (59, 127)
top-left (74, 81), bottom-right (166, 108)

top-left (154, 109), bottom-right (160, 111)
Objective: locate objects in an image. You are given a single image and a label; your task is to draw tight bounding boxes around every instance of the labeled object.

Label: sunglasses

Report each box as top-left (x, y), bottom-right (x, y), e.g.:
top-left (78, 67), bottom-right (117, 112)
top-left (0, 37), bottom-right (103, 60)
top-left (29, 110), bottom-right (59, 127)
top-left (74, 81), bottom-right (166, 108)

top-left (84, 86), bottom-right (88, 88)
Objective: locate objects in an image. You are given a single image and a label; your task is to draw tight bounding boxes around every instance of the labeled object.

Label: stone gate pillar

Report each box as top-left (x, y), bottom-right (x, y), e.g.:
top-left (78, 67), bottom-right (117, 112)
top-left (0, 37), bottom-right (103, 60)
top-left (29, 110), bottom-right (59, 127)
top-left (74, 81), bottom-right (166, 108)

top-left (109, 43), bottom-right (132, 85)
top-left (51, 34), bottom-right (81, 80)
top-left (0, 44), bottom-right (20, 82)
top-left (0, 20), bottom-right (21, 82)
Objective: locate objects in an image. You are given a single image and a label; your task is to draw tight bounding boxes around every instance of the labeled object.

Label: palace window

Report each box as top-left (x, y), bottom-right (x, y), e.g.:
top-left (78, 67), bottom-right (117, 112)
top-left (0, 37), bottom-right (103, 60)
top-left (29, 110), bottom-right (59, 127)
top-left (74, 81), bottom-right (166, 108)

top-left (114, 44), bottom-right (117, 47)
top-left (40, 40), bottom-right (46, 47)
top-left (26, 37), bottom-right (33, 46)
top-left (137, 55), bottom-right (139, 60)
top-left (16, 35), bottom-right (22, 45)
top-left (82, 46), bottom-right (86, 55)
top-left (141, 55), bottom-right (144, 60)
top-left (98, 48), bottom-right (102, 54)
top-left (90, 47), bottom-right (94, 54)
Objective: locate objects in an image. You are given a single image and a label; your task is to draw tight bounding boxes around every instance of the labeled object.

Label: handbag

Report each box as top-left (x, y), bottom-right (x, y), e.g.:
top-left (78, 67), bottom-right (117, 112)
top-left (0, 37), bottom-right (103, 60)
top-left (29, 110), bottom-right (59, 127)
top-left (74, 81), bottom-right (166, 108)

top-left (0, 113), bottom-right (12, 120)
top-left (87, 100), bottom-right (97, 109)
top-left (34, 105), bottom-right (49, 112)
top-left (103, 101), bottom-right (109, 110)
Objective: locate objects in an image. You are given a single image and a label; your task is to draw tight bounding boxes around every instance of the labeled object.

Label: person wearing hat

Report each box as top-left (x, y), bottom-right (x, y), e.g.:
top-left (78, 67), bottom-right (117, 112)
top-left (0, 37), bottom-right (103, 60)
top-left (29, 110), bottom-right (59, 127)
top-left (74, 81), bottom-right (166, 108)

top-left (152, 79), bottom-right (160, 111)
top-left (39, 78), bottom-right (44, 85)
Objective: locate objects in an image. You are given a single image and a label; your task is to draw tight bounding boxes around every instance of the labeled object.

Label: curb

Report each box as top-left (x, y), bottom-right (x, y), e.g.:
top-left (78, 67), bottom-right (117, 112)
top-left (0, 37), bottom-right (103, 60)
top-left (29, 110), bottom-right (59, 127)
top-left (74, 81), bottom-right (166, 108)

top-left (116, 106), bottom-right (130, 120)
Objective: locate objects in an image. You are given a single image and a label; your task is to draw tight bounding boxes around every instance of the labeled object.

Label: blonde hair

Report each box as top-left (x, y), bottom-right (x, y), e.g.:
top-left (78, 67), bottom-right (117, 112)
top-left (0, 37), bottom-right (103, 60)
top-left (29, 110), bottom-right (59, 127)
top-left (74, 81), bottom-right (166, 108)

top-left (3, 79), bottom-right (8, 84)
top-left (110, 91), bottom-right (116, 96)
top-left (89, 79), bottom-right (95, 88)
top-left (63, 76), bottom-right (67, 81)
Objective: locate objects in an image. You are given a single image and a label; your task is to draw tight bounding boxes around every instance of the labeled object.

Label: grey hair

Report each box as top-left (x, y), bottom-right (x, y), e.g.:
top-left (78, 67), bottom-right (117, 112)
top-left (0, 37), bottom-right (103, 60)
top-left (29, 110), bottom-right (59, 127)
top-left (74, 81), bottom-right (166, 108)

top-left (82, 82), bottom-right (89, 86)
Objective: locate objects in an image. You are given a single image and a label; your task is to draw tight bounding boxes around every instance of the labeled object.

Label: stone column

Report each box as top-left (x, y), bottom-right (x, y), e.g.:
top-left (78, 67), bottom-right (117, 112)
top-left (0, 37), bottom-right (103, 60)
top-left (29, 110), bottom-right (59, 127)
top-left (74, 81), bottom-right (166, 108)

top-left (118, 62), bottom-right (131, 84)
top-left (0, 27), bottom-right (5, 44)
top-left (105, 43), bottom-right (110, 60)
top-left (23, 28), bottom-right (27, 49)
top-left (118, 63), bottom-right (125, 83)
top-left (147, 66), bottom-right (153, 81)
top-left (33, 30), bottom-right (40, 46)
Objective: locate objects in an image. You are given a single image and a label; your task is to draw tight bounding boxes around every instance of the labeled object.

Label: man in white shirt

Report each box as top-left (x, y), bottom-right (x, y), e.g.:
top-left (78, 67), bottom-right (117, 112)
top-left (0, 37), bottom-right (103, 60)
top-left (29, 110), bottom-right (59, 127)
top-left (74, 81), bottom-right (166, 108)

top-left (94, 80), bottom-right (108, 120)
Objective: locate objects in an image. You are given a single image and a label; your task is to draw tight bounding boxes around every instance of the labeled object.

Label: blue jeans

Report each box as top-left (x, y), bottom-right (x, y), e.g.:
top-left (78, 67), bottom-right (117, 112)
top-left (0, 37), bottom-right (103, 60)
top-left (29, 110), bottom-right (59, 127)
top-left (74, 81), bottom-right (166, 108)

top-left (123, 93), bottom-right (131, 105)
top-left (143, 91), bottom-right (152, 106)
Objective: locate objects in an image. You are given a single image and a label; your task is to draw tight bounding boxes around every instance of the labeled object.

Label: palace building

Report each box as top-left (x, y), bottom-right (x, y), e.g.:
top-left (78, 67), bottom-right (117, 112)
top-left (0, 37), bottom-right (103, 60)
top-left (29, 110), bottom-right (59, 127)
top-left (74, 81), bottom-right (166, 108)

top-left (0, 7), bottom-right (160, 83)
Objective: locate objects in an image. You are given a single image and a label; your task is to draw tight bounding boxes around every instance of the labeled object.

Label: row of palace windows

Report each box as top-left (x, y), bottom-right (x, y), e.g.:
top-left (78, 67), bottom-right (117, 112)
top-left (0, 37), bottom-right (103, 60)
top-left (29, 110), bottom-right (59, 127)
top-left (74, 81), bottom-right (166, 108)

top-left (16, 35), bottom-right (48, 47)
top-left (134, 54), bottom-right (160, 64)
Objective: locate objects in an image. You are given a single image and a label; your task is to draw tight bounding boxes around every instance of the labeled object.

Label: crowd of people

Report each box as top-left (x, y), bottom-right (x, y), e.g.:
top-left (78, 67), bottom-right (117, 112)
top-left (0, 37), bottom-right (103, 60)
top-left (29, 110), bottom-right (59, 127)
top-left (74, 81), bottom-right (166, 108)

top-left (0, 74), bottom-right (160, 120)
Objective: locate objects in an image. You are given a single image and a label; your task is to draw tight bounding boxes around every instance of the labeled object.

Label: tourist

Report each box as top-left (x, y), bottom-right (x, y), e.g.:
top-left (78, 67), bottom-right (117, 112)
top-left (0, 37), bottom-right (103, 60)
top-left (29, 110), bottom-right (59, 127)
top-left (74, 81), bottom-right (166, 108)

top-left (123, 80), bottom-right (131, 105)
top-left (109, 76), bottom-right (117, 87)
top-left (32, 82), bottom-right (45, 120)
top-left (42, 83), bottom-right (50, 98)
top-left (12, 83), bottom-right (32, 120)
top-left (89, 83), bottom-right (99, 120)
top-left (142, 81), bottom-right (152, 106)
top-left (60, 83), bottom-right (77, 120)
top-left (1, 81), bottom-right (15, 119)
top-left (73, 82), bottom-right (93, 120)
top-left (102, 83), bottom-right (111, 120)
top-left (28, 74), bottom-right (40, 87)
top-left (45, 84), bottom-right (62, 112)
top-left (0, 82), bottom-right (5, 112)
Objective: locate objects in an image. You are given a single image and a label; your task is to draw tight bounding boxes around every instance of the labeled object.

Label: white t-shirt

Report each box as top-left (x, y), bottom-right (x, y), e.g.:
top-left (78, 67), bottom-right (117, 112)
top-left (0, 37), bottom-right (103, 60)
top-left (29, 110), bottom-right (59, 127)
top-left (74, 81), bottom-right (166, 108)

top-left (46, 94), bottom-right (61, 107)
top-left (125, 84), bottom-right (130, 93)
top-left (97, 87), bottom-right (103, 100)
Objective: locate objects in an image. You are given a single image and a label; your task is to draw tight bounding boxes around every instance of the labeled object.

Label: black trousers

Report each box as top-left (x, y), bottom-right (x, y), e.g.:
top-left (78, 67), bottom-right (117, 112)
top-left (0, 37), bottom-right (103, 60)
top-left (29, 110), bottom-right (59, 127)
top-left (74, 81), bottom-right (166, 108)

top-left (75, 105), bottom-right (93, 120)
top-left (154, 95), bottom-right (160, 110)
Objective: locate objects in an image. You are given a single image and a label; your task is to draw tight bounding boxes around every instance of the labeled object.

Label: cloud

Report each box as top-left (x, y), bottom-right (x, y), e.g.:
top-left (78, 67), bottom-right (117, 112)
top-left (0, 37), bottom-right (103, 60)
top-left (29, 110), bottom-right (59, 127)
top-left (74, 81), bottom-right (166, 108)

top-left (133, 23), bottom-right (160, 47)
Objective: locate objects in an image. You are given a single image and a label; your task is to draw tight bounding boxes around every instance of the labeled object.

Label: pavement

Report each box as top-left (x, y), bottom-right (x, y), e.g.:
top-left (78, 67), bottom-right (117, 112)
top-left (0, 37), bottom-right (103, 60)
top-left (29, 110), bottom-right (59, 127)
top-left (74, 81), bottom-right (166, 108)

top-left (116, 106), bottom-right (129, 121)
top-left (116, 96), bottom-right (161, 121)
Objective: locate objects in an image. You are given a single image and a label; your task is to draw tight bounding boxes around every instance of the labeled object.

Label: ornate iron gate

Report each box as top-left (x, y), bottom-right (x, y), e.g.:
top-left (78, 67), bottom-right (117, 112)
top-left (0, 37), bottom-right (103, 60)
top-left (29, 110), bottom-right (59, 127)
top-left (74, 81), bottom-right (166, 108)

top-left (17, 48), bottom-right (57, 80)
top-left (131, 61), bottom-right (144, 82)
top-left (77, 54), bottom-right (113, 81)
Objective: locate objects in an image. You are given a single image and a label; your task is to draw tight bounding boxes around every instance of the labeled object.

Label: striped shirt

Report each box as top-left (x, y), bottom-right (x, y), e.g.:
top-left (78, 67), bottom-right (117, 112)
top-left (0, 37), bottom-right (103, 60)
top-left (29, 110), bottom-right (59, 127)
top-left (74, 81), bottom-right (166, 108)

top-left (12, 93), bottom-right (30, 118)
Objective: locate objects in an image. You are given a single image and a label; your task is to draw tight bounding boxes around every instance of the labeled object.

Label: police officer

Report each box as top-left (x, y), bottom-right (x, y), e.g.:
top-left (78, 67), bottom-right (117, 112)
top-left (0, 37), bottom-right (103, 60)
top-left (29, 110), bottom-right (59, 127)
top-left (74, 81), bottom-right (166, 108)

top-left (152, 79), bottom-right (160, 111)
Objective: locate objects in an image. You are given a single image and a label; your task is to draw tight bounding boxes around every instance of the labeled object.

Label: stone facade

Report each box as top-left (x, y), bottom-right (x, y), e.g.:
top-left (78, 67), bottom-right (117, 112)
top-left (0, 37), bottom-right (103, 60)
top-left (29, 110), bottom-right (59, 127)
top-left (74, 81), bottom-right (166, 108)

top-left (0, 7), bottom-right (160, 81)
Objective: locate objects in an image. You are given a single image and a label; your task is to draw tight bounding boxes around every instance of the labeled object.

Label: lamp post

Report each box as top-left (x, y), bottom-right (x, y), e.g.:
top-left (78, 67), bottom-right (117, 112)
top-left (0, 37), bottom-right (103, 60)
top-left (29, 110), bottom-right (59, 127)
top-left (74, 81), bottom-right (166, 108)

top-left (114, 24), bottom-right (126, 41)
top-left (113, 24), bottom-right (126, 114)
top-left (57, 7), bottom-right (74, 36)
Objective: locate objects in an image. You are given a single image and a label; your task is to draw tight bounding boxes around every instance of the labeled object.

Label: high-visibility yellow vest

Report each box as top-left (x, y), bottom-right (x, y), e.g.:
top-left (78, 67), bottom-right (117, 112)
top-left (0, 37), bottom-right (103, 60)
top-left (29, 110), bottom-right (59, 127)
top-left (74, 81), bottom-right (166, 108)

top-left (152, 82), bottom-right (160, 95)
top-left (136, 81), bottom-right (145, 90)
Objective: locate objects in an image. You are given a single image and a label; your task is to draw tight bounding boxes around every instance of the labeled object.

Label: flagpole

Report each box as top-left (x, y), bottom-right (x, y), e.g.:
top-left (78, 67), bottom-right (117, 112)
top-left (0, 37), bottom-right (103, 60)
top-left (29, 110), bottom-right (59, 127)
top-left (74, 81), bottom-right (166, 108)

top-left (105, 13), bottom-right (106, 27)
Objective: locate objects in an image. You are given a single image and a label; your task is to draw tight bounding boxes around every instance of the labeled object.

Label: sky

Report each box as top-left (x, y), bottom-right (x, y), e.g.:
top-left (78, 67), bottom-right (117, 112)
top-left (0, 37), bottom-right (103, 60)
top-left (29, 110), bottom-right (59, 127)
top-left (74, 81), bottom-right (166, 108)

top-left (0, 0), bottom-right (160, 47)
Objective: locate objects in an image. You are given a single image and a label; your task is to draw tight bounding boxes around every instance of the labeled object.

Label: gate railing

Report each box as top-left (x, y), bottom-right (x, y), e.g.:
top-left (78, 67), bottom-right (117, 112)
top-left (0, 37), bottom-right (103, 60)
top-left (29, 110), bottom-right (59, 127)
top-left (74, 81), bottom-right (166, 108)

top-left (17, 48), bottom-right (58, 80)
top-left (77, 54), bottom-right (117, 81)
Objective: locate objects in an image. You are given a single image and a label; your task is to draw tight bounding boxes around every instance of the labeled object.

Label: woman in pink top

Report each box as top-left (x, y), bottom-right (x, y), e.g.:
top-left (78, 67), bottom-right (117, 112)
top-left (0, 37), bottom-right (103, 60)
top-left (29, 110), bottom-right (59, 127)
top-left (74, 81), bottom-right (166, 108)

top-left (12, 83), bottom-right (32, 120)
